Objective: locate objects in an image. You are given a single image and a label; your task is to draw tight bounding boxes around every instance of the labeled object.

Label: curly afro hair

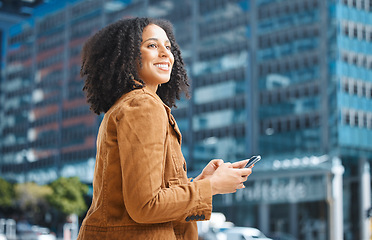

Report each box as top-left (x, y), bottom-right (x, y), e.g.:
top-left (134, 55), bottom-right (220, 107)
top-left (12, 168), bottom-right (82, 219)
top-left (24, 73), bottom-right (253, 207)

top-left (81, 17), bottom-right (189, 115)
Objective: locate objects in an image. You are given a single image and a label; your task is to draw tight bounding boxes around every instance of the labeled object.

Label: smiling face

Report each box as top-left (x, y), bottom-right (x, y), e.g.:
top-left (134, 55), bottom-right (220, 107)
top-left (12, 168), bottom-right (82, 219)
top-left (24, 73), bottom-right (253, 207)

top-left (138, 24), bottom-right (174, 93)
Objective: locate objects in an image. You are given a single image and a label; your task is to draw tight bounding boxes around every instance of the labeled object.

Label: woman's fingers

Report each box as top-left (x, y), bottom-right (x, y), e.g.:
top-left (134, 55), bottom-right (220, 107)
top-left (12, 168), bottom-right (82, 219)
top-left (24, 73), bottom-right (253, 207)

top-left (237, 182), bottom-right (245, 189)
top-left (210, 159), bottom-right (224, 168)
top-left (210, 162), bottom-right (253, 195)
top-left (238, 167), bottom-right (252, 177)
top-left (241, 174), bottom-right (249, 182)
top-left (231, 159), bottom-right (249, 169)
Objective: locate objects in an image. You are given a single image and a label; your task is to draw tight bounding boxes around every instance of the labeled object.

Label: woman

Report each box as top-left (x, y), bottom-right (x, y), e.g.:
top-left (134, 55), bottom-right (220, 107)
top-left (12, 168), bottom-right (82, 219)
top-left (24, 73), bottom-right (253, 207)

top-left (77, 17), bottom-right (252, 240)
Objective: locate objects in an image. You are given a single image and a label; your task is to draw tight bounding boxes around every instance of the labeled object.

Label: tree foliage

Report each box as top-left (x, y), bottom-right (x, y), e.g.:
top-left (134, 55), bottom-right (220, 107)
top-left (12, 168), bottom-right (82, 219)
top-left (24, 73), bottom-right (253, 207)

top-left (47, 177), bottom-right (89, 216)
top-left (0, 176), bottom-right (89, 222)
top-left (0, 177), bottom-right (14, 210)
top-left (15, 182), bottom-right (53, 209)
top-left (14, 182), bottom-right (53, 224)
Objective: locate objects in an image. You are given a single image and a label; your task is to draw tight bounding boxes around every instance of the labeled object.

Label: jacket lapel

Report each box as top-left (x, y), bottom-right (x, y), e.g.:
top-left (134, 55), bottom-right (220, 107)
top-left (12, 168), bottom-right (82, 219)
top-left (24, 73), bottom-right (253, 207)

top-left (142, 87), bottom-right (183, 144)
top-left (168, 113), bottom-right (182, 144)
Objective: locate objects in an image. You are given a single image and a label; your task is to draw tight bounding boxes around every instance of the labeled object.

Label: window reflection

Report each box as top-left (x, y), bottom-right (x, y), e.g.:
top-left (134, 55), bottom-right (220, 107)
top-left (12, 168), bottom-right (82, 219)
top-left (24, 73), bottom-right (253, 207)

top-left (194, 81), bottom-right (245, 104)
top-left (194, 137), bottom-right (246, 165)
top-left (193, 52), bottom-right (248, 75)
top-left (193, 109), bottom-right (245, 131)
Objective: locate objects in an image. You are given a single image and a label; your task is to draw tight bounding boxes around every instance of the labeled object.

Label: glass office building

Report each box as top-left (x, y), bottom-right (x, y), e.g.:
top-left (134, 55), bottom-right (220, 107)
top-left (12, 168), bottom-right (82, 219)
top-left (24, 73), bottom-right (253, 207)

top-left (1, 0), bottom-right (372, 239)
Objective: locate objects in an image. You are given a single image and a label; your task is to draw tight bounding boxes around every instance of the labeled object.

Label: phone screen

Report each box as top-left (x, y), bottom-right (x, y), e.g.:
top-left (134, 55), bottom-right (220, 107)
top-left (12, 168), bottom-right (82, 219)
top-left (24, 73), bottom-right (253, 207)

top-left (245, 155), bottom-right (261, 168)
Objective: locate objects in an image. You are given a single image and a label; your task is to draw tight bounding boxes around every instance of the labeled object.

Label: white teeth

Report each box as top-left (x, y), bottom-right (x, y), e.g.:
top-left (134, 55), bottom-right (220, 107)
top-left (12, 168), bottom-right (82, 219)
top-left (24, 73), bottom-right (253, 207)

top-left (155, 64), bottom-right (169, 69)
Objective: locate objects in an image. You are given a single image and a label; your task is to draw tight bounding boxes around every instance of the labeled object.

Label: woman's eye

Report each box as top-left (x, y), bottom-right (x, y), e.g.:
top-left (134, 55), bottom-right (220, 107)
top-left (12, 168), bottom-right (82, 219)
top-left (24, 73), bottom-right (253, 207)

top-left (166, 46), bottom-right (171, 50)
top-left (148, 44), bottom-right (157, 48)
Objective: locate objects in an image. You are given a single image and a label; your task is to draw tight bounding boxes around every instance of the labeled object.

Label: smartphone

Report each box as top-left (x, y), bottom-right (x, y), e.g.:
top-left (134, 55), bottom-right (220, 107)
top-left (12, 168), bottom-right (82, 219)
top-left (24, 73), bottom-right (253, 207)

top-left (245, 155), bottom-right (261, 168)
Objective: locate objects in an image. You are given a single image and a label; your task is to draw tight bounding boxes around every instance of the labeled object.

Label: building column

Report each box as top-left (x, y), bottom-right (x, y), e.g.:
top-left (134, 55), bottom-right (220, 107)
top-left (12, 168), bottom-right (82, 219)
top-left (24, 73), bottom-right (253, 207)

top-left (329, 157), bottom-right (344, 240)
top-left (259, 203), bottom-right (269, 235)
top-left (289, 202), bottom-right (298, 238)
top-left (360, 158), bottom-right (371, 240)
top-left (245, 0), bottom-right (257, 155)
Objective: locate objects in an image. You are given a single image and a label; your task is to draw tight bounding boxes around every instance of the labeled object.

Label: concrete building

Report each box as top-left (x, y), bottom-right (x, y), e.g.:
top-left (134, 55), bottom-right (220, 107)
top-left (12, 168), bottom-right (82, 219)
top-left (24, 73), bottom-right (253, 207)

top-left (1, 0), bottom-right (372, 239)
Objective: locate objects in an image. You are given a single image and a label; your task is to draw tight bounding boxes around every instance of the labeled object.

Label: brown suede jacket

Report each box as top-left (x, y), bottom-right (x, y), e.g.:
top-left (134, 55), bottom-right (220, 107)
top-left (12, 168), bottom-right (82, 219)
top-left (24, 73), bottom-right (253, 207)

top-left (77, 87), bottom-right (212, 240)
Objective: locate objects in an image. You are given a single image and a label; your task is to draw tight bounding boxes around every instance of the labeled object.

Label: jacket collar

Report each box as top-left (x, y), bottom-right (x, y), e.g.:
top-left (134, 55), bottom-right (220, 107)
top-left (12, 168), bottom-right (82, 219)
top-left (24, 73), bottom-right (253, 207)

top-left (141, 87), bottom-right (182, 143)
top-left (141, 86), bottom-right (171, 113)
top-left (114, 86), bottom-right (182, 142)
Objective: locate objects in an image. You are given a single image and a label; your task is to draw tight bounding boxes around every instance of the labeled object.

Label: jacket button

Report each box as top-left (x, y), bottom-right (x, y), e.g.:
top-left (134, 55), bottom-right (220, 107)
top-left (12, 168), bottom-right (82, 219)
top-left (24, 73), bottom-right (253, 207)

top-left (201, 215), bottom-right (205, 220)
top-left (185, 216), bottom-right (190, 222)
top-left (190, 215), bottom-right (195, 220)
top-left (195, 215), bottom-right (200, 220)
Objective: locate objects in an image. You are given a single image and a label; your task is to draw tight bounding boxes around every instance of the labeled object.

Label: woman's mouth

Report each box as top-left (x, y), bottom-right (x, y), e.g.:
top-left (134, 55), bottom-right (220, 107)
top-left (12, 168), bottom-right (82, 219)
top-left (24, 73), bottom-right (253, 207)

top-left (154, 63), bottom-right (170, 71)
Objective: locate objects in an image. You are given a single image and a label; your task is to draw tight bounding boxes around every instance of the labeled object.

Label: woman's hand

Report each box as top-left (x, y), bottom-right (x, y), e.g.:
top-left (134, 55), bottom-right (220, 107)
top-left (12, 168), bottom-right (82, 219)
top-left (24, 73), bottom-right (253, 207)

top-left (194, 158), bottom-right (251, 181)
top-left (194, 159), bottom-right (224, 181)
top-left (209, 163), bottom-right (252, 195)
top-left (231, 159), bottom-right (250, 169)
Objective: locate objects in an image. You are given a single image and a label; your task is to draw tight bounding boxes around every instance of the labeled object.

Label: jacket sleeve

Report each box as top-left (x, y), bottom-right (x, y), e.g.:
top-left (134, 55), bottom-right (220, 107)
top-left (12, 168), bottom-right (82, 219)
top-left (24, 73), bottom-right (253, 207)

top-left (116, 94), bottom-right (212, 224)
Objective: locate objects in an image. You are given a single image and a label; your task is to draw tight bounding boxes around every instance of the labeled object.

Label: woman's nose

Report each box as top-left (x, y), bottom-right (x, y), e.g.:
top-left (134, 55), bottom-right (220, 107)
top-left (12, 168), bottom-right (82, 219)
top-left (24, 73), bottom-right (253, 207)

top-left (159, 45), bottom-right (170, 57)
